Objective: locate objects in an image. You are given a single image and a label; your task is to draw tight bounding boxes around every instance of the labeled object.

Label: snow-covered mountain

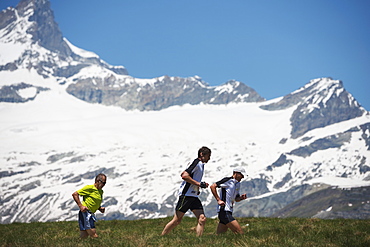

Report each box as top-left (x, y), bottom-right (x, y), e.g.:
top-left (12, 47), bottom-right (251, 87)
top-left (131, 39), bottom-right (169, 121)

top-left (1, 0), bottom-right (370, 224)
top-left (0, 0), bottom-right (263, 110)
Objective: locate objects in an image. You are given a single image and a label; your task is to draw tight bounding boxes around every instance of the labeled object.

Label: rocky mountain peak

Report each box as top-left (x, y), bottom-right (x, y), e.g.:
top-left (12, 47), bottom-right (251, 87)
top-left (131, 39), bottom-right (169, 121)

top-left (260, 78), bottom-right (366, 138)
top-left (0, 0), bottom-right (71, 56)
top-left (261, 78), bottom-right (344, 110)
top-left (16, 0), bottom-right (48, 17)
top-left (0, 0), bottom-right (129, 81)
top-left (290, 78), bottom-right (366, 138)
top-left (291, 77), bottom-right (346, 106)
top-left (23, 0), bottom-right (71, 56)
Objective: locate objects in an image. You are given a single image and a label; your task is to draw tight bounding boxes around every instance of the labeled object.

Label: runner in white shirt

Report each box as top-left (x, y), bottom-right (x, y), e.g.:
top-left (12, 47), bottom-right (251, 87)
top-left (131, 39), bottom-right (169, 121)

top-left (161, 146), bottom-right (211, 237)
top-left (210, 167), bottom-right (247, 234)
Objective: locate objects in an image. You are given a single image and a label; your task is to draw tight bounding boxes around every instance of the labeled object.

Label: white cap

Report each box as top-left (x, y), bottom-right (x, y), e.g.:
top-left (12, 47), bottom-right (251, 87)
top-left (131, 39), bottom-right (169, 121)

top-left (233, 167), bottom-right (246, 176)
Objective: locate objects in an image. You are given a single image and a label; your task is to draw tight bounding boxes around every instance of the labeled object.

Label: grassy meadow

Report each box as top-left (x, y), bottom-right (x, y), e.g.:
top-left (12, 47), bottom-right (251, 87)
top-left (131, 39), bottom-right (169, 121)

top-left (1, 217), bottom-right (369, 247)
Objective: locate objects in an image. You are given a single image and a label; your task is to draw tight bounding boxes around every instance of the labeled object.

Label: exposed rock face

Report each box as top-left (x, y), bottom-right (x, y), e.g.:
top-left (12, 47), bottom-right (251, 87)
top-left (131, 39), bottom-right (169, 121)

top-left (66, 76), bottom-right (265, 111)
top-left (360, 123), bottom-right (370, 151)
top-left (21, 0), bottom-right (72, 56)
top-left (288, 132), bottom-right (352, 158)
top-left (0, 83), bottom-right (49, 102)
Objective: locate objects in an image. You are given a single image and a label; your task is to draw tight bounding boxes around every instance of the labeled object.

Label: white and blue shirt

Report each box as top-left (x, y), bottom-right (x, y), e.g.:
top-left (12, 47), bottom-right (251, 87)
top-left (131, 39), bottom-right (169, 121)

top-left (215, 177), bottom-right (240, 212)
top-left (178, 158), bottom-right (205, 197)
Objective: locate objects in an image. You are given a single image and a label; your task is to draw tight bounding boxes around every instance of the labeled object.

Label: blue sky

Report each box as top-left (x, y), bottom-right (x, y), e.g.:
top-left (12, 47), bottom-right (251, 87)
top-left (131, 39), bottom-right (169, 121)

top-left (1, 0), bottom-right (370, 110)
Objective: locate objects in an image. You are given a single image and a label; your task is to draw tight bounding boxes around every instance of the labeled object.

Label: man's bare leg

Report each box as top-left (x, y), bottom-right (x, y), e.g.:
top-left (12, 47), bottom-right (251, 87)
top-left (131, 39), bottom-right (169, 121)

top-left (216, 223), bottom-right (228, 234)
top-left (161, 210), bottom-right (185, 235)
top-left (226, 220), bottom-right (243, 234)
top-left (192, 209), bottom-right (206, 237)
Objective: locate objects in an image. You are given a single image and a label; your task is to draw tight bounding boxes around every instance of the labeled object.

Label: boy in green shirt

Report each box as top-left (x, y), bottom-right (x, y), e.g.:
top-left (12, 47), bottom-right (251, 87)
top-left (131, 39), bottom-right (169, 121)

top-left (72, 173), bottom-right (107, 238)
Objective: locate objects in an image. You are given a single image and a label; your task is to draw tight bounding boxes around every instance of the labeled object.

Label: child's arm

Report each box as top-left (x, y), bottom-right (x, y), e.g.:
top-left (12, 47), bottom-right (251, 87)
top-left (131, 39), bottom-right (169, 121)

top-left (72, 191), bottom-right (89, 212)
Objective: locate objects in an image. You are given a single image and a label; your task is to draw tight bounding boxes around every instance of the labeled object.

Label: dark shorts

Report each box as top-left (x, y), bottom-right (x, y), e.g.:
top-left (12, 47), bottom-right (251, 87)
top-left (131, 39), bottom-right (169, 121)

top-left (78, 211), bottom-right (96, 231)
top-left (218, 210), bottom-right (235, 225)
top-left (175, 195), bottom-right (204, 213)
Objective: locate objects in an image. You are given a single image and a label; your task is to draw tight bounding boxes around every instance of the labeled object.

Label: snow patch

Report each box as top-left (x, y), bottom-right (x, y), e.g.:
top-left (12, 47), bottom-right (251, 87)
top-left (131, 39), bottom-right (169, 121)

top-left (18, 87), bottom-right (37, 99)
top-left (64, 38), bottom-right (99, 59)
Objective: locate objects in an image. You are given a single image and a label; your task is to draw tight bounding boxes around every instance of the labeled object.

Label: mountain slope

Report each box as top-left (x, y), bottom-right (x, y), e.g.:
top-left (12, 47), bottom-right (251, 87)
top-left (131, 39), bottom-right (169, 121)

top-left (271, 185), bottom-right (370, 219)
top-left (0, 0), bottom-right (264, 111)
top-left (1, 85), bottom-right (369, 223)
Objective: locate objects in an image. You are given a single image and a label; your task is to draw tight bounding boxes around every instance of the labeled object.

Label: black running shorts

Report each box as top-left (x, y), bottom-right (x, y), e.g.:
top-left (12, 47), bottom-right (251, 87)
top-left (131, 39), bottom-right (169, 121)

top-left (218, 210), bottom-right (235, 225)
top-left (175, 195), bottom-right (204, 213)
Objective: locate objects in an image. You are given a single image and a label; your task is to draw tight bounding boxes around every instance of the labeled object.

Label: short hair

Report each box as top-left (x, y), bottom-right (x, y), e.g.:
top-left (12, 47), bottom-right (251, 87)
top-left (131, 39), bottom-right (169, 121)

top-left (198, 146), bottom-right (211, 157)
top-left (95, 173), bottom-right (106, 182)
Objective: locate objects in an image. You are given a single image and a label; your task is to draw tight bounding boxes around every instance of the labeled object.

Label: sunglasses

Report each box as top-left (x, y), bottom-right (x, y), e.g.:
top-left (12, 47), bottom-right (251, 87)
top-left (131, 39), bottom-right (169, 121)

top-left (99, 179), bottom-right (106, 185)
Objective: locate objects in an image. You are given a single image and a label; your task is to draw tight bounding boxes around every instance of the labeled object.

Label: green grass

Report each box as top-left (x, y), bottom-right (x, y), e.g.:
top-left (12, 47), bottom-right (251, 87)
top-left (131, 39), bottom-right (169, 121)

top-left (1, 217), bottom-right (369, 247)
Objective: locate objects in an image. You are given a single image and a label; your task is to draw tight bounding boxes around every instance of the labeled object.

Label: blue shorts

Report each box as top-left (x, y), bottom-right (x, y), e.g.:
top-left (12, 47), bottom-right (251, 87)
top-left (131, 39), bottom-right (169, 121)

top-left (78, 211), bottom-right (96, 231)
top-left (218, 210), bottom-right (235, 225)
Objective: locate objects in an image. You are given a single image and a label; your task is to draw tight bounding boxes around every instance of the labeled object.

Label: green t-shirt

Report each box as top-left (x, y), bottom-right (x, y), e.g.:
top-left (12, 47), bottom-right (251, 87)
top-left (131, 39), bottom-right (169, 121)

top-left (77, 184), bottom-right (103, 213)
